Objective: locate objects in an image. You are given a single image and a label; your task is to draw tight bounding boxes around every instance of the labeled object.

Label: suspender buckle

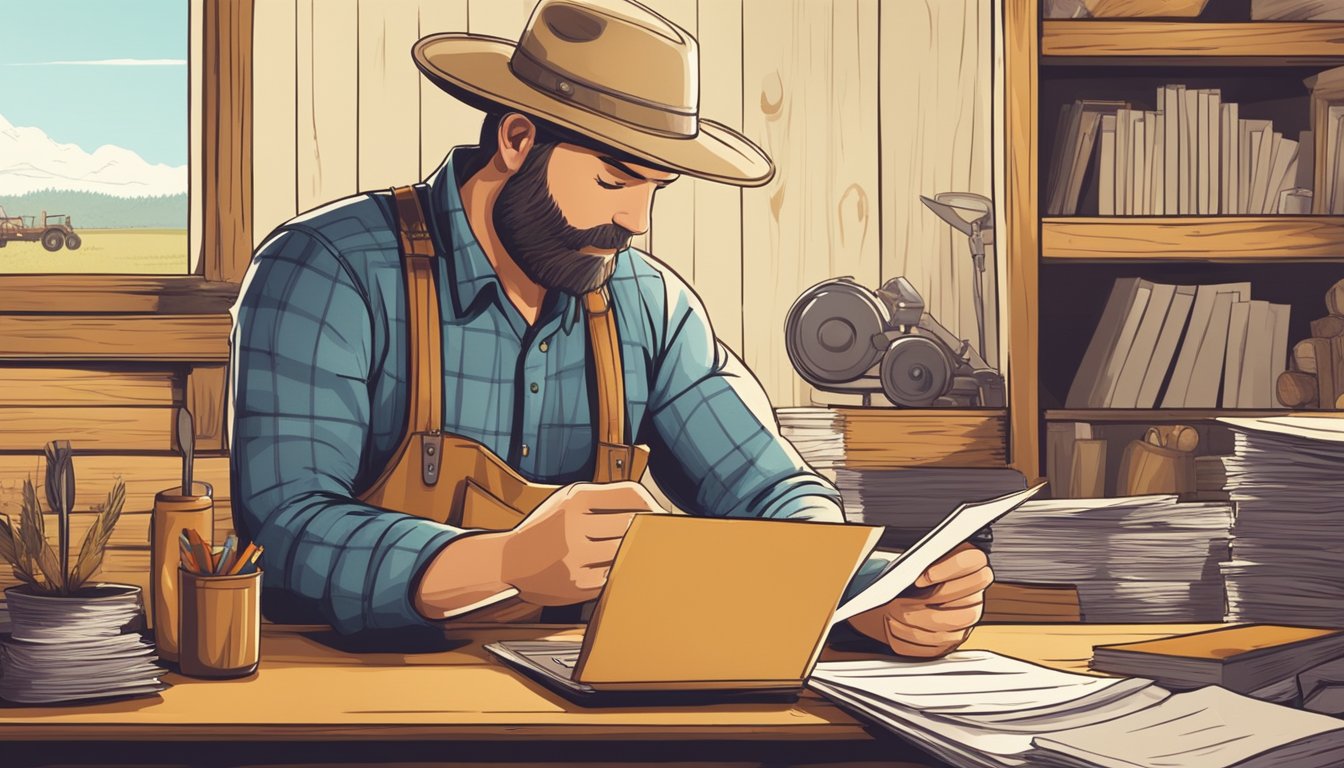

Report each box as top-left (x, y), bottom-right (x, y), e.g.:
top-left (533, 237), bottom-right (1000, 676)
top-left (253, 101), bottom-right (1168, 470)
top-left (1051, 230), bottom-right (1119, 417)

top-left (421, 430), bottom-right (444, 486)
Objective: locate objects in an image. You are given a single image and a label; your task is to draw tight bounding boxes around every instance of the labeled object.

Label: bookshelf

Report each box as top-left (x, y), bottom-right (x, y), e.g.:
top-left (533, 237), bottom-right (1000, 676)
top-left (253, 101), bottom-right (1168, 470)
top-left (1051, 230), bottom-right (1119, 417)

top-left (1003, 0), bottom-right (1344, 489)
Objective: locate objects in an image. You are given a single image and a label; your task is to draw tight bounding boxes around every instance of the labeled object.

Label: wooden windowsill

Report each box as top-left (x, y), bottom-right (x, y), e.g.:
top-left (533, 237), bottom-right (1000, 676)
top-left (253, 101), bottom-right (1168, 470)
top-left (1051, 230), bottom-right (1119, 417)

top-left (0, 275), bottom-right (241, 315)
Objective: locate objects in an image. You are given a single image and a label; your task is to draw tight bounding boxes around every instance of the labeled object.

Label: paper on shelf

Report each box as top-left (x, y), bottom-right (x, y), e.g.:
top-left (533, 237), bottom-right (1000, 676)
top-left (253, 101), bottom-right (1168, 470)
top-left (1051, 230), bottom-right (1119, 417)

top-left (831, 483), bottom-right (1046, 625)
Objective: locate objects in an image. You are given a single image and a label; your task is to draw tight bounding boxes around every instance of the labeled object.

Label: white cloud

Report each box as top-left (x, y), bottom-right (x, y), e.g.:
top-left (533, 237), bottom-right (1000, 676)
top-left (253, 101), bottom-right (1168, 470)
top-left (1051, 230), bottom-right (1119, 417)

top-left (9, 58), bottom-right (186, 67)
top-left (0, 113), bottom-right (186, 198)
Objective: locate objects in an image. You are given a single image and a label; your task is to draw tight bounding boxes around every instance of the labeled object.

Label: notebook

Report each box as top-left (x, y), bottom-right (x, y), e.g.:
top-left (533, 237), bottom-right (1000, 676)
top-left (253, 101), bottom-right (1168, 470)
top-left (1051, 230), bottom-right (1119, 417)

top-left (1090, 624), bottom-right (1344, 696)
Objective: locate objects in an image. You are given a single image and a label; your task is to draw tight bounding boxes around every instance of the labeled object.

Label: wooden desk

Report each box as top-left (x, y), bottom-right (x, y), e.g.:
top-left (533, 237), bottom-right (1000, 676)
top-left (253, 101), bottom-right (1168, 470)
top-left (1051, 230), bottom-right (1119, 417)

top-left (0, 622), bottom-right (1226, 767)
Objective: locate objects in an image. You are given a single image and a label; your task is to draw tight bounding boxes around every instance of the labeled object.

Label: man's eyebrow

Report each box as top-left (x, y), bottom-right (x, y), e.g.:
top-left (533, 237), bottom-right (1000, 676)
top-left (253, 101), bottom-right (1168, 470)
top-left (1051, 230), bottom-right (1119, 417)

top-left (599, 155), bottom-right (677, 187)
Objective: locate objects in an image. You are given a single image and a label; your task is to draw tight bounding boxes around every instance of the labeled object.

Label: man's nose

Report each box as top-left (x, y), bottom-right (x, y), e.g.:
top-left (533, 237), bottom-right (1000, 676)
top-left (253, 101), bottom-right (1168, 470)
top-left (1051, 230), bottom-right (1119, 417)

top-left (612, 195), bottom-right (654, 236)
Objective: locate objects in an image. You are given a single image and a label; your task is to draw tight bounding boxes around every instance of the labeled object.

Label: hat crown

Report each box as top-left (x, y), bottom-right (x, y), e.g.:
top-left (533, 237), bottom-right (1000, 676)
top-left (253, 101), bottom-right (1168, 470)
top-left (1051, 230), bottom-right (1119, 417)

top-left (514, 0), bottom-right (699, 134)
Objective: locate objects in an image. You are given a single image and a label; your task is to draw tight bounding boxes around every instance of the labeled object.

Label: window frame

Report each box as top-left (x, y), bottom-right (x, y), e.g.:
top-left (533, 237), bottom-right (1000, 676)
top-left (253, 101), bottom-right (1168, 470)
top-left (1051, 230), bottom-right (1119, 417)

top-left (0, 0), bottom-right (251, 362)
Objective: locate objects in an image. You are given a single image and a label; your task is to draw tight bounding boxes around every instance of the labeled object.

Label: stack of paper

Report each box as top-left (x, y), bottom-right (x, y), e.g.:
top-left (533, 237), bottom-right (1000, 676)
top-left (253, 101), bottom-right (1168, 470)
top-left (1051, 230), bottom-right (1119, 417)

top-left (1220, 416), bottom-right (1344, 626)
top-left (835, 467), bottom-right (1025, 552)
top-left (809, 651), bottom-right (1170, 768)
top-left (810, 652), bottom-right (1344, 768)
top-left (987, 495), bottom-right (1232, 621)
top-left (0, 586), bottom-right (166, 704)
top-left (1033, 686), bottom-right (1344, 768)
top-left (776, 406), bottom-right (844, 471)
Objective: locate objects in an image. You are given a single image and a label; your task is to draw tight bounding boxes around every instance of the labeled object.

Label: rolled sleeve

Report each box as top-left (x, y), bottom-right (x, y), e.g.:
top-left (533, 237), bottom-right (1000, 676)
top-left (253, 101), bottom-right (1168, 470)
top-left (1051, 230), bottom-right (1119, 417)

top-left (229, 227), bottom-right (466, 635)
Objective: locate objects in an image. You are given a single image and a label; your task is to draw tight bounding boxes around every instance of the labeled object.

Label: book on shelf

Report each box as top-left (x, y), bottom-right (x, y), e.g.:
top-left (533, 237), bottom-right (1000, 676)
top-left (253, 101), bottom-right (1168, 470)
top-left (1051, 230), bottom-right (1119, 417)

top-left (1058, 84), bottom-right (1311, 216)
top-left (1254, 0), bottom-right (1344, 21)
top-left (1046, 99), bottom-right (1127, 216)
top-left (1092, 625), bottom-right (1344, 703)
top-left (1069, 279), bottom-right (1290, 409)
top-left (1162, 282), bottom-right (1250, 408)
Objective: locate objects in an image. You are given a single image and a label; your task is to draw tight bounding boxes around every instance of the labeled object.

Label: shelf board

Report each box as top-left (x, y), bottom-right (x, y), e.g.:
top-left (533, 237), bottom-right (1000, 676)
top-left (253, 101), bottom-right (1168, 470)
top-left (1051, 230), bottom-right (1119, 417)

top-left (1045, 409), bottom-right (1344, 422)
top-left (1042, 21), bottom-right (1344, 64)
top-left (1041, 217), bottom-right (1344, 261)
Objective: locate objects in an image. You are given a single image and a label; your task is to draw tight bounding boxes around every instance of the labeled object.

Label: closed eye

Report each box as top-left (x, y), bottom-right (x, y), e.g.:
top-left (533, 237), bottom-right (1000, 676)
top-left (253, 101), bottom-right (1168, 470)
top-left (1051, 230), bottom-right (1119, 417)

top-left (595, 176), bottom-right (625, 190)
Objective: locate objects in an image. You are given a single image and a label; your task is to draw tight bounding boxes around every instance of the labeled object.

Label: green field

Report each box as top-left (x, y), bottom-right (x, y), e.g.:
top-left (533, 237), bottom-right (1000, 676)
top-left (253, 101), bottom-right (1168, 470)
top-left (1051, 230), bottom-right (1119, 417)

top-left (0, 228), bottom-right (189, 275)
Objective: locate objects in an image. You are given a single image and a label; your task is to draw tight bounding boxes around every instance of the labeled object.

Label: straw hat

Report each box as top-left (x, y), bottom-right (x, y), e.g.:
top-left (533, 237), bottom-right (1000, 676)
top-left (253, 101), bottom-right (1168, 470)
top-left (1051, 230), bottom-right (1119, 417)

top-left (412, 0), bottom-right (774, 186)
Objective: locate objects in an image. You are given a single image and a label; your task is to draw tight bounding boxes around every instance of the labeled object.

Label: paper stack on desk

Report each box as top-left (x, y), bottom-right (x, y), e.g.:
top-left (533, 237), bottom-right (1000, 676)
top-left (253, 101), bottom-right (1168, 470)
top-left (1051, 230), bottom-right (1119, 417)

top-left (987, 495), bottom-right (1232, 621)
top-left (810, 651), bottom-right (1344, 768)
top-left (810, 651), bottom-right (1167, 768)
top-left (834, 467), bottom-right (1025, 552)
top-left (1220, 416), bottom-right (1344, 626)
top-left (0, 587), bottom-right (166, 704)
top-left (776, 406), bottom-right (845, 470)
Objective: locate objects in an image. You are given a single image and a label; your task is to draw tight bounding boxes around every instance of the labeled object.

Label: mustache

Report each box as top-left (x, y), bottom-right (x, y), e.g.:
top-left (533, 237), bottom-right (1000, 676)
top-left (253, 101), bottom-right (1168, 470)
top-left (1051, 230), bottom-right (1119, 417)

top-left (561, 222), bottom-right (634, 251)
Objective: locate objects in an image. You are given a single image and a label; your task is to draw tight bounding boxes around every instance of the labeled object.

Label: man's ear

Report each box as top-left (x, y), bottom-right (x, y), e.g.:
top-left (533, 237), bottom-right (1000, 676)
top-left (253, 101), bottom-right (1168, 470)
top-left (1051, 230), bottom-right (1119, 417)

top-left (493, 113), bottom-right (538, 174)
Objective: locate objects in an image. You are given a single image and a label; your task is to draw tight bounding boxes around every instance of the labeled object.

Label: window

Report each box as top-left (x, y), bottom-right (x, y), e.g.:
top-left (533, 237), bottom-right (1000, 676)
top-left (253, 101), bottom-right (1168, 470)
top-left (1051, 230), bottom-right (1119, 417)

top-left (0, 0), bottom-right (197, 276)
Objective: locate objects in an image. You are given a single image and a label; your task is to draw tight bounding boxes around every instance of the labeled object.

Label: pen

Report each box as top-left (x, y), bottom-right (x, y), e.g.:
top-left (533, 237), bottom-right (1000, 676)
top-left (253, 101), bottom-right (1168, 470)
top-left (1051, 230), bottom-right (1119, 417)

top-left (184, 527), bottom-right (214, 574)
top-left (225, 542), bottom-right (259, 576)
top-left (214, 534), bottom-right (238, 575)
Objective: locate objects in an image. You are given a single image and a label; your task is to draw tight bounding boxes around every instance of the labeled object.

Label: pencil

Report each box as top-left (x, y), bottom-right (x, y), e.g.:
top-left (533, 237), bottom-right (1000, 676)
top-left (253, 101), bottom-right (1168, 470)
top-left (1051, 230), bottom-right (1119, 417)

top-left (184, 527), bottom-right (214, 574)
top-left (178, 538), bottom-right (201, 573)
top-left (225, 542), bottom-right (258, 576)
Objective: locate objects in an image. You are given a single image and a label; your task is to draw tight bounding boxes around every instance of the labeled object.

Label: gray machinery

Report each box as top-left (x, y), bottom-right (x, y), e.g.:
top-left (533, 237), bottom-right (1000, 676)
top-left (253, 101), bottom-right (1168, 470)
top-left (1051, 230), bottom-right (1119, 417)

top-left (783, 193), bottom-right (1004, 408)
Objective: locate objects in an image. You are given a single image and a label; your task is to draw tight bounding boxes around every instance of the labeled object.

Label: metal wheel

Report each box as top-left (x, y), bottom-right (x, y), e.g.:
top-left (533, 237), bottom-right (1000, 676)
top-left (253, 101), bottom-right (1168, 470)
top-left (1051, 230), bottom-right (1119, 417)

top-left (65, 233), bottom-right (81, 250)
top-left (41, 230), bottom-right (64, 251)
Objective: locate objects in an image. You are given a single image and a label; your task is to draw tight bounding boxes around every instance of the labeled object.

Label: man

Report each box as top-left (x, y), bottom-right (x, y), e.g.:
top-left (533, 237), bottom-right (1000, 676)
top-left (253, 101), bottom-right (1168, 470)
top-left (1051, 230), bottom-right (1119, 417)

top-left (228, 0), bottom-right (991, 657)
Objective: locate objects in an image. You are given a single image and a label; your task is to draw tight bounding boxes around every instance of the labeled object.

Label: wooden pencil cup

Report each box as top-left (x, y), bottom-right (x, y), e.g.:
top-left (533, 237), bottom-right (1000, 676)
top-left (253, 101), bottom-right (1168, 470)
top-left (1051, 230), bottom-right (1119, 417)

top-left (150, 483), bottom-right (213, 663)
top-left (178, 568), bottom-right (261, 679)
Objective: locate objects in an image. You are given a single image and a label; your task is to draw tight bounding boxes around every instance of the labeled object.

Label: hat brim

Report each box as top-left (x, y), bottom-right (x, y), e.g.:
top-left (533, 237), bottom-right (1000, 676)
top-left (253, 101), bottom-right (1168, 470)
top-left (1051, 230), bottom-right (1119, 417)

top-left (412, 33), bottom-right (775, 187)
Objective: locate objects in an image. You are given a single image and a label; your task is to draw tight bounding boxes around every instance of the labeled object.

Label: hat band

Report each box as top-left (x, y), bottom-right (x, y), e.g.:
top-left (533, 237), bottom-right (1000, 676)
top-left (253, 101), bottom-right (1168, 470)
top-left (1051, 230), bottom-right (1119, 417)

top-left (509, 47), bottom-right (697, 140)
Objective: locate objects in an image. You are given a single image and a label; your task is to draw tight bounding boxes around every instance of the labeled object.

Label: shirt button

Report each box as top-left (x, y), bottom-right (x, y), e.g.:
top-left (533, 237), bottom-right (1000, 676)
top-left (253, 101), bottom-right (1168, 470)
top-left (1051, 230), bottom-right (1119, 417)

top-left (521, 444), bottom-right (530, 457)
top-left (539, 341), bottom-right (549, 353)
top-left (530, 382), bottom-right (540, 394)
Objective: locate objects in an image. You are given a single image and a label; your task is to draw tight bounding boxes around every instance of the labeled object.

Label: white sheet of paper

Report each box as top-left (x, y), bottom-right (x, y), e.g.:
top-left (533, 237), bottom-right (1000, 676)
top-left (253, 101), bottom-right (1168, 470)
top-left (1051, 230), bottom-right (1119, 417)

top-left (831, 483), bottom-right (1046, 625)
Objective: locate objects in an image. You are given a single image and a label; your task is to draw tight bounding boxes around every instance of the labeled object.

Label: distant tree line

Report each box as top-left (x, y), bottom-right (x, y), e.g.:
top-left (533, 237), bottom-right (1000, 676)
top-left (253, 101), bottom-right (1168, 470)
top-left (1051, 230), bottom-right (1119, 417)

top-left (0, 190), bottom-right (187, 229)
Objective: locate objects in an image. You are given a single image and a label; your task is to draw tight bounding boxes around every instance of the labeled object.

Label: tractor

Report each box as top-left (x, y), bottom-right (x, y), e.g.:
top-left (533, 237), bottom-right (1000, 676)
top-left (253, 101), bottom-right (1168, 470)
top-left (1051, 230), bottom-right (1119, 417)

top-left (0, 207), bottom-right (82, 251)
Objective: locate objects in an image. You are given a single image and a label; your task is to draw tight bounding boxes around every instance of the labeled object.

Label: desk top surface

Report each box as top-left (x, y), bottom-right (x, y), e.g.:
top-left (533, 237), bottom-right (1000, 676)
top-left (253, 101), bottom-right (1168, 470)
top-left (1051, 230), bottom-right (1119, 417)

top-left (0, 622), bottom-right (1226, 741)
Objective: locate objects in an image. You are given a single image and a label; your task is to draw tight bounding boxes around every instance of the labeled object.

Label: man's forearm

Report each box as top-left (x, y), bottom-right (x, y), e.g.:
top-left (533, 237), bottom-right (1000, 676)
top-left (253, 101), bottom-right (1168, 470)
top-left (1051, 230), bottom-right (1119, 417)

top-left (412, 530), bottom-right (516, 619)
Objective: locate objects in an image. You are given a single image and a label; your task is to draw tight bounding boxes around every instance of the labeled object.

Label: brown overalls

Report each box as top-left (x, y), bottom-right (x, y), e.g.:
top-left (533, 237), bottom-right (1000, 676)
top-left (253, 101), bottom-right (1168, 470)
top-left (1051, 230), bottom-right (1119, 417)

top-left (356, 184), bottom-right (650, 621)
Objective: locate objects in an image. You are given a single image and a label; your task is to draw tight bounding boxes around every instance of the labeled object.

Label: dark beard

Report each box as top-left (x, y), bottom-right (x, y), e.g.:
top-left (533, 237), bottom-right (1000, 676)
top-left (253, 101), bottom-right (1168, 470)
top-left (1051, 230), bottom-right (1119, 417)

top-left (492, 143), bottom-right (634, 296)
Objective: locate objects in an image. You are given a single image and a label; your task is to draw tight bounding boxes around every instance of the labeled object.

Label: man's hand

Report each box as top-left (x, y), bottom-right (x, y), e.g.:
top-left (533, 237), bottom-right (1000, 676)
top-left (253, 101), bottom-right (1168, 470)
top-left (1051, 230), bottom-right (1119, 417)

top-left (413, 481), bottom-right (660, 619)
top-left (499, 481), bottom-right (660, 605)
top-left (847, 542), bottom-right (993, 658)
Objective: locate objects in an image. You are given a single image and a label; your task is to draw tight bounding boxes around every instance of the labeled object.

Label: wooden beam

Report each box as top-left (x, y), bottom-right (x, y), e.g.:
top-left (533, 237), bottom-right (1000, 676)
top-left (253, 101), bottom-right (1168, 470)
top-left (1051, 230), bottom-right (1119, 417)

top-left (203, 0), bottom-right (254, 283)
top-left (0, 316), bottom-right (232, 362)
top-left (186, 364), bottom-right (229, 452)
top-left (1005, 0), bottom-right (1041, 483)
top-left (1043, 217), bottom-right (1344, 261)
top-left (0, 408), bottom-right (177, 452)
top-left (837, 408), bottom-right (1008, 468)
top-left (1043, 21), bottom-right (1344, 61)
top-left (0, 369), bottom-right (176, 407)
top-left (0, 276), bottom-right (239, 314)
top-left (0, 455), bottom-right (231, 514)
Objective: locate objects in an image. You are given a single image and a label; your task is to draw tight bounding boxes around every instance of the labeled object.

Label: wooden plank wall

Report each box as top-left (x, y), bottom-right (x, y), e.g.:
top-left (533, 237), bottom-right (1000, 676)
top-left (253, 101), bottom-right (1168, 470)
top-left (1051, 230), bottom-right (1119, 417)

top-left (252, 0), bottom-right (999, 405)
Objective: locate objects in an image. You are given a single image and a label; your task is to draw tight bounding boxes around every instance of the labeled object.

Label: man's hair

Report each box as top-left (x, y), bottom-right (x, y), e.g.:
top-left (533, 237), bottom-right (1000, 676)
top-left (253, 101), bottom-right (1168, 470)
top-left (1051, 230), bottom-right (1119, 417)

top-left (454, 109), bottom-right (678, 183)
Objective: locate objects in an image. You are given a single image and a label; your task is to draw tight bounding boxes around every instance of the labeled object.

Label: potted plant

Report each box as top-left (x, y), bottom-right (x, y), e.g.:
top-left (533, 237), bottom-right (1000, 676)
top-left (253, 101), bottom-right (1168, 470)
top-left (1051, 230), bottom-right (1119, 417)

top-left (0, 440), bottom-right (135, 641)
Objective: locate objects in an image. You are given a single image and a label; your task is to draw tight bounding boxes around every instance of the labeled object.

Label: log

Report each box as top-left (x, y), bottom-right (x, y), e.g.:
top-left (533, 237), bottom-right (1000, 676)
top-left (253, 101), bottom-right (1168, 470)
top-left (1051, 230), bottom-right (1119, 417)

top-left (1311, 315), bottom-right (1344, 339)
top-left (1305, 338), bottom-right (1340, 407)
top-left (1278, 370), bottom-right (1319, 408)
top-left (1295, 339), bottom-right (1321, 373)
top-left (1329, 281), bottom-right (1344, 316)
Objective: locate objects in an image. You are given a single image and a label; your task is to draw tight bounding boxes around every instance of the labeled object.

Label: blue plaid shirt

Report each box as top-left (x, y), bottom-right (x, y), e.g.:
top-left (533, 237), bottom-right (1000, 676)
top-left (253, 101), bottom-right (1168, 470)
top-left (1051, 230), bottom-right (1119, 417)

top-left (229, 149), bottom-right (875, 636)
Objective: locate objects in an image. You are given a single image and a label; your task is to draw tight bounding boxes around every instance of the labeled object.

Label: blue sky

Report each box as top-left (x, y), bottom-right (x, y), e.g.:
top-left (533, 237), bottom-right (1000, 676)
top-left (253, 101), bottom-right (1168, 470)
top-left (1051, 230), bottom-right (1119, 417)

top-left (1, 0), bottom-right (187, 167)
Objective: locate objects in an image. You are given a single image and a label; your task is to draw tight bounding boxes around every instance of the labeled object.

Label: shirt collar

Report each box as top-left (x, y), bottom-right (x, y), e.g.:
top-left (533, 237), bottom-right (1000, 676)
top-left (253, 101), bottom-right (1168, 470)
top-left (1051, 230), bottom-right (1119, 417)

top-left (428, 148), bottom-right (582, 334)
